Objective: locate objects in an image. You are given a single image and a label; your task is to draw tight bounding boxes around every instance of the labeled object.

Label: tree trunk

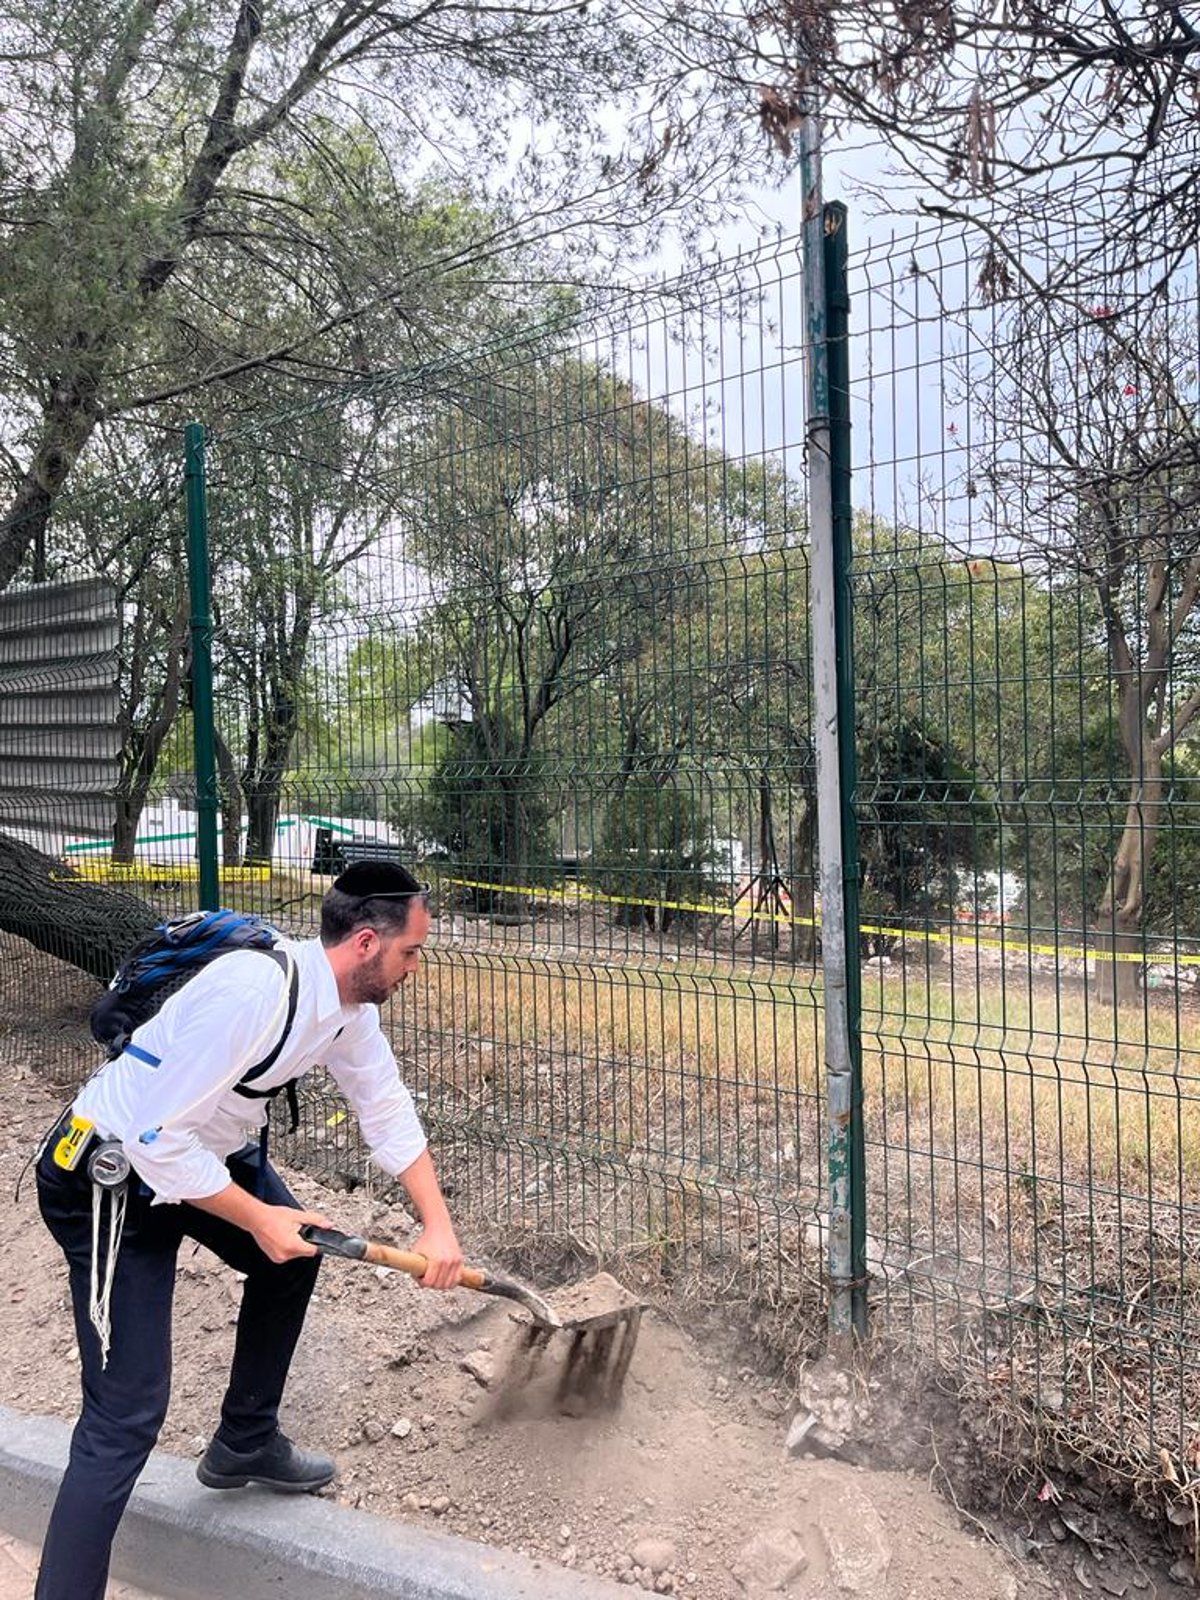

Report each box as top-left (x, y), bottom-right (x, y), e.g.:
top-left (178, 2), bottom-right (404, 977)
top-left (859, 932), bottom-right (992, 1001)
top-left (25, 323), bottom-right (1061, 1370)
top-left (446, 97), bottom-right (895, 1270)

top-left (1093, 740), bottom-right (1163, 1006)
top-left (112, 687), bottom-right (185, 863)
top-left (213, 728), bottom-right (244, 869)
top-left (244, 781), bottom-right (283, 867)
top-left (243, 715), bottom-right (294, 865)
top-left (789, 811), bottom-right (817, 965)
top-left (113, 790), bottom-right (144, 863)
top-left (0, 378), bottom-right (102, 590)
top-left (0, 833), bottom-right (157, 984)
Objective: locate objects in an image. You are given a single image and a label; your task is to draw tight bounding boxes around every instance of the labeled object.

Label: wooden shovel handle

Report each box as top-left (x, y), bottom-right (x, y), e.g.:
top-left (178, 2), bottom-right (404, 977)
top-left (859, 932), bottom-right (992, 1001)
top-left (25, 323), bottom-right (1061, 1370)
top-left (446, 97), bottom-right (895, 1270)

top-left (361, 1239), bottom-right (486, 1291)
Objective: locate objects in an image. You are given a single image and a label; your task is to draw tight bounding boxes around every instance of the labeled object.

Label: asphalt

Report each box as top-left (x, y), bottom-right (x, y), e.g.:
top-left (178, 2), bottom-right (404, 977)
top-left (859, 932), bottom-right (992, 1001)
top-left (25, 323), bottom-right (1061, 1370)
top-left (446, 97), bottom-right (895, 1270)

top-left (0, 1406), bottom-right (625, 1600)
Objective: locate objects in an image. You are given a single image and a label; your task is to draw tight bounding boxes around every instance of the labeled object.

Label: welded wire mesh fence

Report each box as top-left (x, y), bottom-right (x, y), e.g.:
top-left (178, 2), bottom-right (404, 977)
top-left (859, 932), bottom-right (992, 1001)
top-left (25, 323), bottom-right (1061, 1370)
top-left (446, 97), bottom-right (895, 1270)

top-left (850, 217), bottom-right (1200, 1486)
top-left (3, 205), bottom-right (1199, 1505)
top-left (199, 241), bottom-right (826, 1300)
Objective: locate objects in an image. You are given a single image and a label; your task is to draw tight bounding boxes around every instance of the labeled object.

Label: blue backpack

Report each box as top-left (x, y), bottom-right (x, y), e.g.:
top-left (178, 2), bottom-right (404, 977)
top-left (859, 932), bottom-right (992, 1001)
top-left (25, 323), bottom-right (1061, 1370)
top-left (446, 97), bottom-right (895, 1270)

top-left (90, 909), bottom-right (301, 1120)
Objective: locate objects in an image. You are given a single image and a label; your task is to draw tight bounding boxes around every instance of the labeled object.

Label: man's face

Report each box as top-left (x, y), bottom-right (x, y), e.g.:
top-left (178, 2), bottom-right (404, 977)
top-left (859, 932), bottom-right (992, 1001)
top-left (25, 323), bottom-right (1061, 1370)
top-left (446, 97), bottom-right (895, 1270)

top-left (349, 901), bottom-right (432, 1005)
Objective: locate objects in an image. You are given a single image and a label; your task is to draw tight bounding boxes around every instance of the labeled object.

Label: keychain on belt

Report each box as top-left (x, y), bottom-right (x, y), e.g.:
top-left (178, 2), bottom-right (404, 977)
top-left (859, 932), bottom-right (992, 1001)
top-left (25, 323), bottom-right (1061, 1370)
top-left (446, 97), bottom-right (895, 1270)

top-left (86, 1140), bottom-right (131, 1368)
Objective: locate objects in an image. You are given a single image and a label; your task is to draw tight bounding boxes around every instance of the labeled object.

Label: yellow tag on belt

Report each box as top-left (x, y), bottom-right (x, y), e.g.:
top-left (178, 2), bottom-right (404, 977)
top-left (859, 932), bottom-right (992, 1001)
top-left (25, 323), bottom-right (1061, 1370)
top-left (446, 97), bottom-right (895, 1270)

top-left (52, 1114), bottom-right (96, 1172)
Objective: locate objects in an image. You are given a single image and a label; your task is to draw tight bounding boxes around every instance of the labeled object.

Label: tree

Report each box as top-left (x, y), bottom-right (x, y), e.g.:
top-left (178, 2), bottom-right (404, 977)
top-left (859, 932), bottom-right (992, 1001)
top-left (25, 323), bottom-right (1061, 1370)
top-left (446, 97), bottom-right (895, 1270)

top-left (72, 450), bottom-right (190, 862)
top-left (753, 1), bottom-right (1200, 302)
top-left (407, 358), bottom-right (735, 907)
top-left (417, 720), bottom-right (556, 908)
top-left (209, 396), bottom-right (411, 864)
top-left (0, 834), bottom-right (155, 982)
top-left (0, 0), bottom-right (776, 593)
top-left (975, 295), bottom-right (1200, 1000)
top-left (595, 770), bottom-right (719, 932)
top-left (857, 715), bottom-right (999, 950)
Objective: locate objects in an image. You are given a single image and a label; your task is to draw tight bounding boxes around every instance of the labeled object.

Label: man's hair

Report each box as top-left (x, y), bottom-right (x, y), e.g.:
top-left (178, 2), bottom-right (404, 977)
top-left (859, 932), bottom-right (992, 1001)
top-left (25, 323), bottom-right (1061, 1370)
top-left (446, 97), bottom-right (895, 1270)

top-left (320, 865), bottom-right (429, 946)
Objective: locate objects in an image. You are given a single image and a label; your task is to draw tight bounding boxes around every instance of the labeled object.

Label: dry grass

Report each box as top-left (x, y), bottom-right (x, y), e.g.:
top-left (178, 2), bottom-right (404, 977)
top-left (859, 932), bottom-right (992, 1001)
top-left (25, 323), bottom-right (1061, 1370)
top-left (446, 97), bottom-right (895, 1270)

top-left (410, 947), bottom-right (1199, 1198)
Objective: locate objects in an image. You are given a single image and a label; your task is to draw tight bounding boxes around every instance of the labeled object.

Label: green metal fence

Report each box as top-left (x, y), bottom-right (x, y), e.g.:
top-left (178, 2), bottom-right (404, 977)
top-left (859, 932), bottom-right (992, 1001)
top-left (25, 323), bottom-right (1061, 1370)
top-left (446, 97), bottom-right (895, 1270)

top-left (4, 198), bottom-right (1200, 1514)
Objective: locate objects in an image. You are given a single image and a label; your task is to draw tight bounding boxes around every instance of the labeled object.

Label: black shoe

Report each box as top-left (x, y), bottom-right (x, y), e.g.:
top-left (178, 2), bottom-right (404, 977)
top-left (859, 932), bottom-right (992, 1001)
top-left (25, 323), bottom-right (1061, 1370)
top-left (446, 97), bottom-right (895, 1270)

top-left (196, 1431), bottom-right (336, 1493)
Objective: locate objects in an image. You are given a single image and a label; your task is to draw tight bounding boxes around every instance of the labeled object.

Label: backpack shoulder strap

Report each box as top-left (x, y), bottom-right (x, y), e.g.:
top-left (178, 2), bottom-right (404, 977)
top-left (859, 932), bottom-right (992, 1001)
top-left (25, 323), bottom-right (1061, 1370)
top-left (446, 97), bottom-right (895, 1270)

top-left (235, 948), bottom-right (299, 1092)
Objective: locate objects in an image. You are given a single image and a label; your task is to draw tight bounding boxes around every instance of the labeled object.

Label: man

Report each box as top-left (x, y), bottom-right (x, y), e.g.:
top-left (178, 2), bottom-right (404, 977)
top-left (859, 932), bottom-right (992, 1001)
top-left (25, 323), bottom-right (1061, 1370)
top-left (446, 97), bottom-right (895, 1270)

top-left (34, 860), bottom-right (462, 1600)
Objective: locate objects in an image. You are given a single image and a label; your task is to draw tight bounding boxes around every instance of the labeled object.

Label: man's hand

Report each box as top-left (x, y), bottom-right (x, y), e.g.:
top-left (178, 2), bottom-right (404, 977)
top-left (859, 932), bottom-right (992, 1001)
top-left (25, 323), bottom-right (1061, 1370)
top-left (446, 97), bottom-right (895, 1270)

top-left (399, 1149), bottom-right (463, 1289)
top-left (187, 1181), bottom-right (332, 1263)
top-left (413, 1219), bottom-right (465, 1290)
top-left (251, 1205), bottom-right (332, 1264)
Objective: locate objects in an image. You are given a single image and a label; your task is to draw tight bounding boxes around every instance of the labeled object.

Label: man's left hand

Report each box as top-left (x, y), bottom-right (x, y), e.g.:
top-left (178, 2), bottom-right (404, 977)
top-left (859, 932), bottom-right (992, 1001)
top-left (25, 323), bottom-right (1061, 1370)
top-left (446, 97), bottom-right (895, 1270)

top-left (413, 1221), bottom-right (465, 1290)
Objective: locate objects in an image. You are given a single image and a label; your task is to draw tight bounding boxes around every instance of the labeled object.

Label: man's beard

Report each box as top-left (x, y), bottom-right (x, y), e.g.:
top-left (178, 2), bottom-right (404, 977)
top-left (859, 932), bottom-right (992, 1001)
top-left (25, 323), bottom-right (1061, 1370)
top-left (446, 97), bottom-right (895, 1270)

top-left (347, 950), bottom-right (392, 1006)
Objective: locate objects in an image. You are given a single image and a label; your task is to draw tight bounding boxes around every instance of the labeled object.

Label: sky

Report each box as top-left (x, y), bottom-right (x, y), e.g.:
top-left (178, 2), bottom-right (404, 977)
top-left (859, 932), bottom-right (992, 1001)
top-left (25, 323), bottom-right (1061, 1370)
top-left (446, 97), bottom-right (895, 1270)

top-left (612, 135), bottom-right (985, 546)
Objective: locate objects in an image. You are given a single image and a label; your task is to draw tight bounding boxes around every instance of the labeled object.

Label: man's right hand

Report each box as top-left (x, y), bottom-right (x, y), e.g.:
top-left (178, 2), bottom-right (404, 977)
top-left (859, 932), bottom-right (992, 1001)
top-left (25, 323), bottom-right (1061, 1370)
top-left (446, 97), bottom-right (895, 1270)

top-left (188, 1180), bottom-right (331, 1262)
top-left (253, 1205), bottom-right (332, 1263)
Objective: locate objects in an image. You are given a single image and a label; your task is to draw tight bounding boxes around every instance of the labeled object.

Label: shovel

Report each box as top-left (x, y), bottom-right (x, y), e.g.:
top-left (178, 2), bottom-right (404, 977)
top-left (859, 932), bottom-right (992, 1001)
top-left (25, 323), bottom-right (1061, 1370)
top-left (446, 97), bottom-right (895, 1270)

top-left (299, 1223), bottom-right (562, 1327)
top-left (301, 1224), bottom-right (644, 1410)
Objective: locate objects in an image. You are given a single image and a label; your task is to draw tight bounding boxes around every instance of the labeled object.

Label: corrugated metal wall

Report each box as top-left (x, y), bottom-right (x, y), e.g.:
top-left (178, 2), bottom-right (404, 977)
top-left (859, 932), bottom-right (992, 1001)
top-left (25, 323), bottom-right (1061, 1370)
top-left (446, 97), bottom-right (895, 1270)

top-left (0, 578), bottom-right (121, 842)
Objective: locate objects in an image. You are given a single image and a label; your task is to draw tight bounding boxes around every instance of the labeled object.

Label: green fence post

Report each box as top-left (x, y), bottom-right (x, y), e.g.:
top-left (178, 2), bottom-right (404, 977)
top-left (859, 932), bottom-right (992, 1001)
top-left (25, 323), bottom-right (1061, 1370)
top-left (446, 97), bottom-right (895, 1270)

top-left (184, 422), bottom-right (220, 911)
top-left (823, 201), bottom-right (867, 1337)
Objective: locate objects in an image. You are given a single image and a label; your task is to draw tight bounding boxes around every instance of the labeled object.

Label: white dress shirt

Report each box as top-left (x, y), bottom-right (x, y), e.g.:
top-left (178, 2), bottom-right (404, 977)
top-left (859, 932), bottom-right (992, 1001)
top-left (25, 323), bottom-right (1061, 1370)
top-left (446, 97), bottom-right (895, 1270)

top-left (73, 937), bottom-right (427, 1203)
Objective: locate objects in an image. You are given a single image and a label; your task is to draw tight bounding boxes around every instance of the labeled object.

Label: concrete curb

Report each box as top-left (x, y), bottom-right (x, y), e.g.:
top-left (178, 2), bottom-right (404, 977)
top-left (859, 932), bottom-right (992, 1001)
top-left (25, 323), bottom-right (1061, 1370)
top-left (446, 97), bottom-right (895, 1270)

top-left (0, 1407), bottom-right (624, 1600)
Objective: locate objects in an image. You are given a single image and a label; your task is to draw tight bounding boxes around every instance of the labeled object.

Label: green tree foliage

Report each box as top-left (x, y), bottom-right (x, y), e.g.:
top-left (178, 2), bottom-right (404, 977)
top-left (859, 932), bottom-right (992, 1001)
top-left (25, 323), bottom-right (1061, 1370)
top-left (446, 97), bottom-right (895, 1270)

top-left (857, 715), bottom-right (999, 950)
top-left (594, 771), bottom-right (720, 932)
top-left (403, 357), bottom-right (747, 895)
top-left (0, 0), bottom-right (774, 593)
top-left (414, 720), bottom-right (555, 909)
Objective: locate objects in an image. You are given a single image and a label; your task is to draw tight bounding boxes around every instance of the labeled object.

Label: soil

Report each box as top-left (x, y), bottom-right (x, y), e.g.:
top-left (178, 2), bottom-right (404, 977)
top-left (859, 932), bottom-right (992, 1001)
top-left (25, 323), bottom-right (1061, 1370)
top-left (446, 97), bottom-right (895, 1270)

top-left (0, 932), bottom-right (1191, 1600)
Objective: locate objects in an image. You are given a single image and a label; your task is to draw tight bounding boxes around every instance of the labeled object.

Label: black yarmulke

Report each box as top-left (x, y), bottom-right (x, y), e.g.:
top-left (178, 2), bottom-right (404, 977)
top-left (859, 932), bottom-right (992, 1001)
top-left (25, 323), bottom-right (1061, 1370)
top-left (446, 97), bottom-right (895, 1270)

top-left (332, 860), bottom-right (421, 898)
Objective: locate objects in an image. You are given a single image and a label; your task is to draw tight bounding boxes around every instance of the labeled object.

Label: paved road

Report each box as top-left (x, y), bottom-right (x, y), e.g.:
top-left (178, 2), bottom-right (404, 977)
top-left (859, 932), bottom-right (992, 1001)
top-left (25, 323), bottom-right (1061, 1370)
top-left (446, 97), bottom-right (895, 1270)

top-left (0, 1534), bottom-right (166, 1599)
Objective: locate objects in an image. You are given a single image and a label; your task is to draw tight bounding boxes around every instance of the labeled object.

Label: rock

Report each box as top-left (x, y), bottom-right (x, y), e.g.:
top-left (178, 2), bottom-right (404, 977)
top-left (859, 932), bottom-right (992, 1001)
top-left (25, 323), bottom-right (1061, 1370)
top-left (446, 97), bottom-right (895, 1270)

top-left (630, 1538), bottom-right (677, 1575)
top-left (430, 1495), bottom-right (451, 1515)
top-left (756, 1392), bottom-right (785, 1419)
top-left (735, 1527), bottom-right (808, 1590)
top-left (391, 1418), bottom-right (413, 1439)
top-left (462, 1349), bottom-right (497, 1387)
top-left (785, 1410), bottom-right (819, 1454)
top-left (786, 1408), bottom-right (847, 1459)
top-left (1169, 1562), bottom-right (1196, 1588)
top-left (401, 1492), bottom-right (421, 1512)
top-left (361, 1419), bottom-right (386, 1443)
top-left (817, 1486), bottom-right (891, 1593)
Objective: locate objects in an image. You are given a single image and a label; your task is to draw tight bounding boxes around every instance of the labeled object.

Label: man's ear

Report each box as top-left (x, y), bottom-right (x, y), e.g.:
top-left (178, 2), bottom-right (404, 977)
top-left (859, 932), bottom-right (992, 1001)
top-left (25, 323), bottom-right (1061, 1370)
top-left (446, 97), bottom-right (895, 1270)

top-left (354, 926), bottom-right (380, 957)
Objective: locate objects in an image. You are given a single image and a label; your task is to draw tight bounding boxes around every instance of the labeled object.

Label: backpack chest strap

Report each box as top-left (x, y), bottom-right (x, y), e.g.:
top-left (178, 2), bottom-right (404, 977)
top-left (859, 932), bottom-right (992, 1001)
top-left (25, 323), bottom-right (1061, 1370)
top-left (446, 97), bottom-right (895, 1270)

top-left (232, 950), bottom-right (300, 1092)
top-left (232, 953), bottom-right (301, 1145)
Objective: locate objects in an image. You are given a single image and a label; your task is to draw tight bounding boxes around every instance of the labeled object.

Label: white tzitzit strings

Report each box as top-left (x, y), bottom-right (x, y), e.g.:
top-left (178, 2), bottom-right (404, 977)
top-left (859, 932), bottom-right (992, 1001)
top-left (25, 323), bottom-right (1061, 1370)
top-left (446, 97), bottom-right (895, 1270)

top-left (89, 1183), bottom-right (128, 1369)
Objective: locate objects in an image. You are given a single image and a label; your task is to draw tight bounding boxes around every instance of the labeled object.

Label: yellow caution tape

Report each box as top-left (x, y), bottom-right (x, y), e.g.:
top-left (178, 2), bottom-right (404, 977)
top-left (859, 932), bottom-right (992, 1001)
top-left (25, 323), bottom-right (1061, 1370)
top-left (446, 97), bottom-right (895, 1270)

top-left (436, 874), bottom-right (1200, 969)
top-left (66, 863), bottom-right (272, 884)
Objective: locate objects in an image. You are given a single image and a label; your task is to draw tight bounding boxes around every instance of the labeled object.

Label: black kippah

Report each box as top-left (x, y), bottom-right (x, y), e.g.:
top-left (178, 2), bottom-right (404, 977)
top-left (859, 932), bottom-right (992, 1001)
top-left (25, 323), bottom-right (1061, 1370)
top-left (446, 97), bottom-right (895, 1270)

top-left (332, 860), bottom-right (422, 898)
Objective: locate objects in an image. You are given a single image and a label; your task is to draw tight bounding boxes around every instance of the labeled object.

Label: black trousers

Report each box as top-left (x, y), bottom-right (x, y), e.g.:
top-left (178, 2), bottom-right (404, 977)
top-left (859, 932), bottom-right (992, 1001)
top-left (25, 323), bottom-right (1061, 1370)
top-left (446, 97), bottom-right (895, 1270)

top-left (34, 1141), bottom-right (321, 1600)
